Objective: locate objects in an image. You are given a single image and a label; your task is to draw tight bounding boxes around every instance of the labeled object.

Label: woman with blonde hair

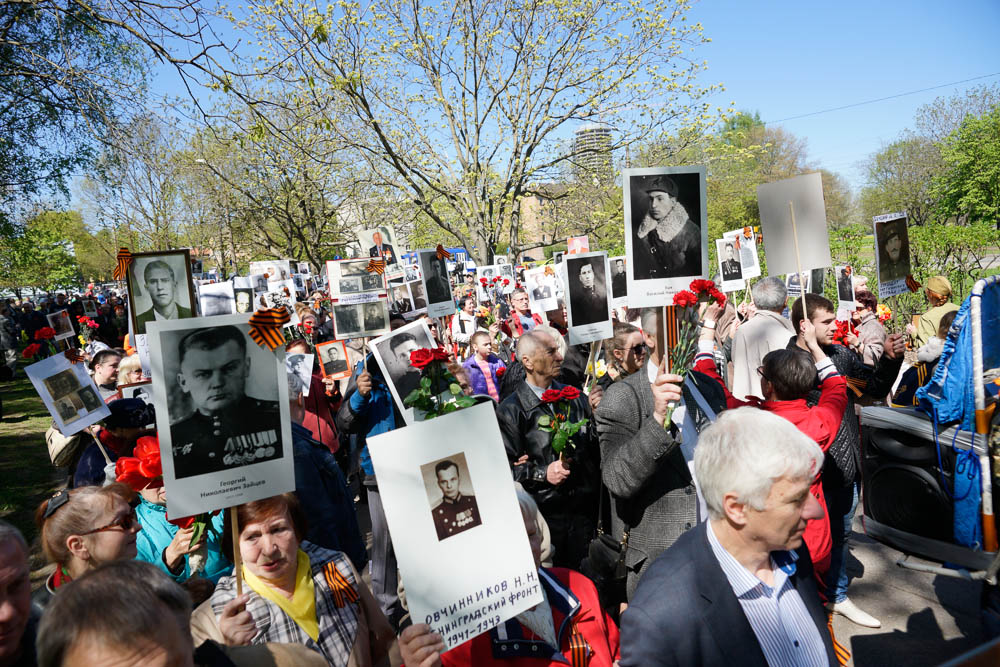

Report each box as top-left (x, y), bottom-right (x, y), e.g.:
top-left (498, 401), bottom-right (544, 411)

top-left (115, 354), bottom-right (144, 387)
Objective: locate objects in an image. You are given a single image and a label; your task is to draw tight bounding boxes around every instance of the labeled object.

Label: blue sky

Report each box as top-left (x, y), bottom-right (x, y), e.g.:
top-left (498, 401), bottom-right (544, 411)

top-left (688, 0), bottom-right (1000, 188)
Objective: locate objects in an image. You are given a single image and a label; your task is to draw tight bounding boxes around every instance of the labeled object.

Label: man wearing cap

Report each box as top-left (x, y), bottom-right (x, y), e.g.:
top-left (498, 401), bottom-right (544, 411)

top-left (877, 221), bottom-right (909, 282)
top-left (169, 325), bottom-right (282, 479)
top-left (913, 276), bottom-right (959, 348)
top-left (632, 175), bottom-right (701, 281)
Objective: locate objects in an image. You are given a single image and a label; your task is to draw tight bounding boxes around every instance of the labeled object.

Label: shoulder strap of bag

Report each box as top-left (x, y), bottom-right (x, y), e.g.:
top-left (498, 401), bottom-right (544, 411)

top-left (687, 378), bottom-right (717, 423)
top-left (596, 481), bottom-right (630, 547)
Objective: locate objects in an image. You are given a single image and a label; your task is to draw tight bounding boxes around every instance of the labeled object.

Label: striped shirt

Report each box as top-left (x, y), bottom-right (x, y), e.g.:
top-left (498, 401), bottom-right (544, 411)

top-left (706, 521), bottom-right (828, 667)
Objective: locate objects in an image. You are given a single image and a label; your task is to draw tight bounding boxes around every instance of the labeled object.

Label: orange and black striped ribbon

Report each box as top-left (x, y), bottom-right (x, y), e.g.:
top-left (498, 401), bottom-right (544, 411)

top-left (827, 612), bottom-right (851, 665)
top-left (663, 306), bottom-right (680, 373)
top-left (323, 561), bottom-right (359, 608)
top-left (845, 376), bottom-right (867, 398)
top-left (436, 244), bottom-right (453, 260)
top-left (112, 248), bottom-right (133, 281)
top-left (64, 348), bottom-right (86, 364)
top-left (248, 308), bottom-right (290, 351)
top-left (905, 274), bottom-right (922, 293)
top-left (567, 626), bottom-right (591, 667)
top-left (367, 258), bottom-right (386, 275)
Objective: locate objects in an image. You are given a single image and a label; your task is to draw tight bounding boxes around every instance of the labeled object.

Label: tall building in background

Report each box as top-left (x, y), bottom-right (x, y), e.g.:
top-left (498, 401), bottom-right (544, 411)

top-left (572, 123), bottom-right (613, 182)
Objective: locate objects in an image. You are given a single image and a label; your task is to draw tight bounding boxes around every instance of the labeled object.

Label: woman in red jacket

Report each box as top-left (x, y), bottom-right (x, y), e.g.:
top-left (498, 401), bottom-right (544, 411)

top-left (398, 489), bottom-right (620, 667)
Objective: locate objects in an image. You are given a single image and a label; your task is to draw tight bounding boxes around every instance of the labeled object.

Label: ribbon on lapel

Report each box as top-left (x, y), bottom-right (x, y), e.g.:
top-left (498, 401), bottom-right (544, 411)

top-left (248, 308), bottom-right (290, 351)
top-left (663, 305), bottom-right (680, 373)
top-left (567, 625), bottom-right (591, 667)
top-left (323, 561), bottom-right (359, 608)
top-left (112, 248), bottom-right (133, 281)
top-left (905, 274), bottom-right (922, 293)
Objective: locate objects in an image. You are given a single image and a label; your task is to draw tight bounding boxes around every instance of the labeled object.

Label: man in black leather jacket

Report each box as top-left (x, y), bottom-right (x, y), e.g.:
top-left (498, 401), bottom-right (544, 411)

top-left (495, 329), bottom-right (600, 570)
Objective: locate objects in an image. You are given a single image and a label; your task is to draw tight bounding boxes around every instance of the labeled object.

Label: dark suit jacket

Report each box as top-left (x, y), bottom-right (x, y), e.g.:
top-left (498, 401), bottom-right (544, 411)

top-left (134, 304), bottom-right (192, 335)
top-left (620, 522), bottom-right (836, 667)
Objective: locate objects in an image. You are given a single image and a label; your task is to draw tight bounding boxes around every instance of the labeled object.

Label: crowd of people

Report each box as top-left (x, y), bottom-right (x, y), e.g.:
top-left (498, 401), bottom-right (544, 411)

top-left (0, 264), bottom-right (968, 666)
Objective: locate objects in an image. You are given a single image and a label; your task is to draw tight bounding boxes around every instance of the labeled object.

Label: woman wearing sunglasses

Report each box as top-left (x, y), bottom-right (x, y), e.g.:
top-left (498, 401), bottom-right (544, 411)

top-left (31, 483), bottom-right (141, 609)
top-left (597, 322), bottom-right (646, 390)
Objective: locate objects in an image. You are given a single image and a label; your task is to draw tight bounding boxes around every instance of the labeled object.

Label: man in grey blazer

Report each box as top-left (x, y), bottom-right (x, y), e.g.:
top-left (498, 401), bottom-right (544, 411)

top-left (595, 306), bottom-right (727, 599)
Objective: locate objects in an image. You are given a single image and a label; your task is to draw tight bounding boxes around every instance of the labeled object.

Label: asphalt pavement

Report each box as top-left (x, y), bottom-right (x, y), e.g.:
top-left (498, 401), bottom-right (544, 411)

top-left (834, 515), bottom-right (986, 666)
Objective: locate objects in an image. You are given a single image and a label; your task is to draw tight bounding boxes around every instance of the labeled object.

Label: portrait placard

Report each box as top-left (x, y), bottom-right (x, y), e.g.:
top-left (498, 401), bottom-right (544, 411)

top-left (248, 260), bottom-right (292, 284)
top-left (125, 249), bottom-right (197, 336)
top-left (406, 280), bottom-right (428, 317)
top-left (326, 258), bottom-right (386, 298)
top-left (26, 354), bottom-right (111, 435)
top-left (316, 340), bottom-right (351, 380)
top-left (757, 173), bottom-right (831, 276)
top-left (367, 402), bottom-right (543, 650)
top-left (388, 283), bottom-right (413, 315)
top-left (198, 282), bottom-right (236, 317)
top-left (261, 279), bottom-right (300, 327)
top-left (404, 263), bottom-right (421, 283)
top-left (331, 300), bottom-right (390, 339)
top-left (477, 265), bottom-right (499, 282)
top-left (715, 238), bottom-right (745, 293)
top-left (359, 226), bottom-right (405, 280)
top-left (46, 310), bottom-right (75, 341)
top-left (418, 249), bottom-right (456, 318)
top-left (191, 258), bottom-right (203, 275)
top-left (567, 235), bottom-right (590, 255)
top-left (285, 352), bottom-right (314, 398)
top-left (608, 256), bottom-right (628, 307)
top-left (119, 379), bottom-right (153, 406)
top-left (722, 228), bottom-right (762, 279)
top-left (369, 319), bottom-right (436, 424)
top-left (564, 252), bottom-right (613, 345)
top-left (624, 166), bottom-right (708, 306)
top-left (873, 211), bottom-right (911, 299)
top-left (146, 315), bottom-right (294, 518)
top-left (233, 287), bottom-right (255, 314)
top-left (835, 266), bottom-right (856, 310)
top-left (523, 267), bottom-right (559, 314)
top-left (785, 272), bottom-right (812, 299)
top-left (494, 255), bottom-right (508, 265)
top-left (497, 263), bottom-right (515, 283)
top-left (82, 299), bottom-right (99, 317)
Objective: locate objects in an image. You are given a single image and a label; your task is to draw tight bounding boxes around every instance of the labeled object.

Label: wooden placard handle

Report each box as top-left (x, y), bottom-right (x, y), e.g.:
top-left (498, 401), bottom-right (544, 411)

top-left (230, 506), bottom-right (243, 596)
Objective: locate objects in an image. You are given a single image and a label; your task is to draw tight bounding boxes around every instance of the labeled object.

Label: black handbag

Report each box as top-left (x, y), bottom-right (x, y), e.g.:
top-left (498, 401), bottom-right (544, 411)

top-left (579, 484), bottom-right (630, 609)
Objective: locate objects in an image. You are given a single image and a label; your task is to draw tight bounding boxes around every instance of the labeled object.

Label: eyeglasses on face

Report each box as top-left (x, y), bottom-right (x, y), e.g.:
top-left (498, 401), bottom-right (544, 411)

top-left (629, 344), bottom-right (647, 356)
top-left (756, 366), bottom-right (770, 382)
top-left (81, 508), bottom-right (138, 535)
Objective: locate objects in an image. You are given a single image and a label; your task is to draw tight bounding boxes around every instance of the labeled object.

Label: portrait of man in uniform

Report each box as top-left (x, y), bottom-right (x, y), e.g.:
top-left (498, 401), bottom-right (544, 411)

top-left (167, 325), bottom-right (282, 479)
top-left (610, 257), bottom-right (627, 299)
top-left (719, 241), bottom-right (742, 282)
top-left (421, 455), bottom-right (482, 541)
top-left (422, 254), bottom-right (451, 305)
top-left (317, 341), bottom-right (349, 378)
top-left (875, 217), bottom-right (910, 283)
top-left (366, 227), bottom-right (398, 266)
top-left (127, 251), bottom-right (196, 336)
top-left (837, 266), bottom-right (854, 303)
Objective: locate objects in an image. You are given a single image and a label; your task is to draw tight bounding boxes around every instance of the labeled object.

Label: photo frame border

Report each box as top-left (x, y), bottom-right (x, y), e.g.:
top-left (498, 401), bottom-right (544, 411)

top-left (125, 249), bottom-right (197, 337)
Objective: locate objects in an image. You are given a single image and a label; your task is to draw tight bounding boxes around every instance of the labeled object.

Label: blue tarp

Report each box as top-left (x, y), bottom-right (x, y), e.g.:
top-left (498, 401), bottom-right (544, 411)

top-left (916, 297), bottom-right (974, 430)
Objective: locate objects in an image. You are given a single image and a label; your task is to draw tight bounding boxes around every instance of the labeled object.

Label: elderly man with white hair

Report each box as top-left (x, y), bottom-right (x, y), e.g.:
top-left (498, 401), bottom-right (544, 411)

top-left (620, 408), bottom-right (837, 667)
top-left (730, 276), bottom-right (795, 400)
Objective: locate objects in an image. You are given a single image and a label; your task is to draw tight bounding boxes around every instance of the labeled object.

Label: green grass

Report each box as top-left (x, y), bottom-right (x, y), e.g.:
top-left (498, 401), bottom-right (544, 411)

top-left (0, 373), bottom-right (65, 563)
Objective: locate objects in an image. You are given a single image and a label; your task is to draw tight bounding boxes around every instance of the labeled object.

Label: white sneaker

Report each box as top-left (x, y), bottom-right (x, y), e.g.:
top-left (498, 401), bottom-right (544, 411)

top-left (828, 598), bottom-right (882, 628)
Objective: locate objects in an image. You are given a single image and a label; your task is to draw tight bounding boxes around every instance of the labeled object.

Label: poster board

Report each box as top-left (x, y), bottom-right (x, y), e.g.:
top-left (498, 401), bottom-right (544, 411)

top-left (623, 166), bottom-right (709, 306)
top-left (327, 258), bottom-right (386, 299)
top-left (126, 249), bottom-right (197, 336)
top-left (785, 272), bottom-right (812, 299)
top-left (368, 319), bottom-right (436, 424)
top-left (46, 311), bottom-right (75, 341)
top-left (367, 402), bottom-right (543, 649)
top-left (359, 226), bottom-right (405, 281)
top-left (722, 228), bottom-right (762, 279)
top-left (248, 260), bottom-right (292, 284)
top-left (418, 249), bottom-right (457, 318)
top-left (872, 211), bottom-right (911, 299)
top-left (608, 256), bottom-right (628, 307)
top-left (316, 340), bottom-right (351, 380)
top-left (524, 267), bottom-right (559, 314)
top-left (285, 352), bottom-right (314, 397)
top-left (715, 238), bottom-right (746, 293)
top-left (564, 251), bottom-right (613, 345)
top-left (757, 172), bottom-right (831, 276)
top-left (198, 282), bottom-right (236, 317)
top-left (567, 235), bottom-right (590, 255)
top-left (331, 300), bottom-right (390, 339)
top-left (147, 315), bottom-right (294, 518)
top-left (834, 265), bottom-right (856, 310)
top-left (26, 354), bottom-right (111, 435)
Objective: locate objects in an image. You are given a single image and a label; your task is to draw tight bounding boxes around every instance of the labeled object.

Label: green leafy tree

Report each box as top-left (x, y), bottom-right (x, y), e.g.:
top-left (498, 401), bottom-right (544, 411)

top-left (932, 106), bottom-right (1000, 228)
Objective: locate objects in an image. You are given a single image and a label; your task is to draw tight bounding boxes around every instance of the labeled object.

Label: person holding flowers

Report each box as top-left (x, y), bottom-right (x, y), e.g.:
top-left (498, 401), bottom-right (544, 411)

top-left (496, 329), bottom-right (600, 570)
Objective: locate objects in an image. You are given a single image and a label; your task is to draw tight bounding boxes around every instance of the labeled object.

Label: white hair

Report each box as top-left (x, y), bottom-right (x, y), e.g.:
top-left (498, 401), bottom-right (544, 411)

top-left (694, 407), bottom-right (823, 520)
top-left (752, 277), bottom-right (788, 312)
top-left (533, 325), bottom-right (567, 358)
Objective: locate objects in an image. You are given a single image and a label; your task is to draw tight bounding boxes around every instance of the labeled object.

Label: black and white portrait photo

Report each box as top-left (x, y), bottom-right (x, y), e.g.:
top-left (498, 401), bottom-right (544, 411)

top-left (285, 353), bottom-right (313, 398)
top-left (361, 272), bottom-right (385, 292)
top-left (191, 258), bottom-right (203, 275)
top-left (317, 340), bottom-right (350, 379)
top-left (234, 288), bottom-right (254, 314)
top-left (251, 274), bottom-right (268, 294)
top-left (874, 213), bottom-right (910, 284)
top-left (120, 380), bottom-right (153, 405)
top-left (419, 250), bottom-right (455, 318)
top-left (404, 263), bottom-right (421, 282)
top-left (722, 228), bottom-right (762, 280)
top-left (82, 299), bottom-right (99, 317)
top-left (198, 282), bottom-right (236, 317)
top-left (836, 265), bottom-right (855, 308)
top-left (332, 301), bottom-right (390, 338)
top-left (785, 271), bottom-right (812, 298)
top-left (126, 250), bottom-right (197, 336)
top-left (564, 252), bottom-right (613, 345)
top-left (524, 267), bottom-right (558, 314)
top-left (298, 262), bottom-right (310, 275)
top-left (390, 284), bottom-right (412, 315)
top-left (340, 278), bottom-right (361, 294)
top-left (478, 265), bottom-right (497, 281)
top-left (715, 239), bottom-right (745, 293)
top-left (498, 263), bottom-right (515, 280)
top-left (261, 280), bottom-right (299, 327)
top-left (146, 315), bottom-right (294, 518)
top-left (26, 354), bottom-right (111, 435)
top-left (421, 452), bottom-right (482, 541)
top-left (327, 259), bottom-right (383, 298)
top-left (46, 310), bottom-right (75, 341)
top-left (361, 226), bottom-right (401, 268)
top-left (370, 319), bottom-right (435, 423)
top-left (609, 256), bottom-right (627, 302)
top-left (407, 281), bottom-right (427, 313)
top-left (249, 260), bottom-right (291, 284)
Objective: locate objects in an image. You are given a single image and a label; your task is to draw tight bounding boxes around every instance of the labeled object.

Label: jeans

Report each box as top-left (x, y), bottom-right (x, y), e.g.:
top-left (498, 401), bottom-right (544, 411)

top-left (823, 482), bottom-right (859, 604)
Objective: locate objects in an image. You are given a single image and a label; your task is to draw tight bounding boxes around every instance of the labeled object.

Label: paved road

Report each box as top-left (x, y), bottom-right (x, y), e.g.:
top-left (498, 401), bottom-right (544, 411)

top-left (834, 517), bottom-right (986, 666)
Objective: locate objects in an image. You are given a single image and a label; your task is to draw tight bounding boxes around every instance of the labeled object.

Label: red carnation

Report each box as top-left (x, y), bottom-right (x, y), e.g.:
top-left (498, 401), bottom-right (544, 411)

top-left (541, 389), bottom-right (563, 404)
top-left (479, 277), bottom-right (488, 285)
top-left (35, 327), bottom-right (56, 341)
top-left (709, 288), bottom-right (727, 308)
top-left (515, 283), bottom-right (522, 289)
top-left (673, 290), bottom-right (698, 307)
top-left (503, 279), bottom-right (510, 286)
top-left (689, 279), bottom-right (716, 295)
top-left (134, 436), bottom-right (162, 479)
top-left (559, 386), bottom-right (581, 401)
top-left (495, 367), bottom-right (506, 379)
top-left (409, 348), bottom-right (436, 370)
top-left (492, 277), bottom-right (500, 284)
top-left (167, 514), bottom-right (196, 529)
top-left (115, 457), bottom-right (154, 491)
top-left (85, 319), bottom-right (98, 329)
top-left (22, 343), bottom-right (40, 359)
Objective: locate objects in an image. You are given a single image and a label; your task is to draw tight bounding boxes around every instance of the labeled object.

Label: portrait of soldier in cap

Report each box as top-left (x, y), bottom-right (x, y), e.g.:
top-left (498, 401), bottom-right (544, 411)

top-left (422, 455), bottom-right (482, 541)
top-left (876, 218), bottom-right (910, 283)
top-left (630, 173), bottom-right (702, 281)
top-left (168, 325), bottom-right (282, 479)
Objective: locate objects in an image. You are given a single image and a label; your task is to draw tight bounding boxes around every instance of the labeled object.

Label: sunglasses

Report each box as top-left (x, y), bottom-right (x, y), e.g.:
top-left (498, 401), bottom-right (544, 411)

top-left (81, 508), bottom-right (138, 535)
top-left (629, 344), bottom-right (647, 356)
